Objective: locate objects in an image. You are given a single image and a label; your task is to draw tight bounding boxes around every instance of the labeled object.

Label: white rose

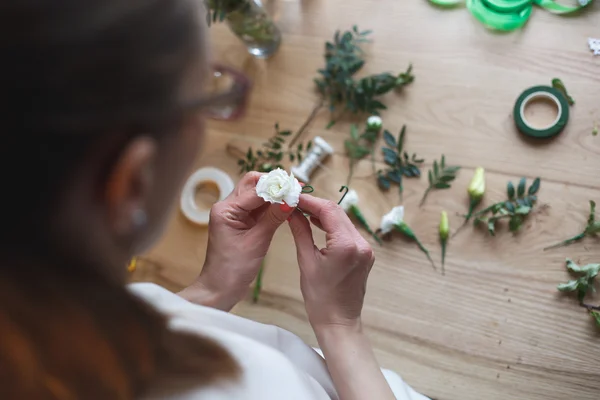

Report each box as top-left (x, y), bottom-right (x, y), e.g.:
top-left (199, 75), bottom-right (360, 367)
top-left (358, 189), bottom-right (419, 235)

top-left (256, 168), bottom-right (302, 207)
top-left (380, 205), bottom-right (404, 234)
top-left (339, 189), bottom-right (359, 212)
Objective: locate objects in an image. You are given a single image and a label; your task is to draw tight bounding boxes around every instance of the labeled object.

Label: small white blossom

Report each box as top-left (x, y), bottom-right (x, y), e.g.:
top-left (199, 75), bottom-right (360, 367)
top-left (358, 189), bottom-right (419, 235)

top-left (366, 115), bottom-right (383, 131)
top-left (380, 205), bottom-right (404, 234)
top-left (339, 189), bottom-right (359, 212)
top-left (256, 168), bottom-right (302, 207)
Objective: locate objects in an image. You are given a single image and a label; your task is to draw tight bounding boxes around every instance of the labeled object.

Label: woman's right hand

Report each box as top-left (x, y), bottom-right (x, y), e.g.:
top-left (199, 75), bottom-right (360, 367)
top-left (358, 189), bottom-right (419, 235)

top-left (287, 194), bottom-right (375, 330)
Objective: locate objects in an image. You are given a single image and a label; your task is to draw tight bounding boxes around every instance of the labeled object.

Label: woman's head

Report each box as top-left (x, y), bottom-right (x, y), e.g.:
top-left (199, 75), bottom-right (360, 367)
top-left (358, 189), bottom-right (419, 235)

top-left (0, 0), bottom-right (208, 277)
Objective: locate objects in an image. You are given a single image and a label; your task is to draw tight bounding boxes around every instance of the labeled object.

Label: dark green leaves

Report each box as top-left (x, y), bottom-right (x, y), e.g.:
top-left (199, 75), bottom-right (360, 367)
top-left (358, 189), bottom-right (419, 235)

top-left (315, 27), bottom-right (414, 126)
top-left (237, 123), bottom-right (312, 174)
top-left (475, 177), bottom-right (541, 235)
top-left (376, 125), bottom-right (423, 195)
top-left (551, 78), bottom-right (575, 106)
top-left (419, 155), bottom-right (461, 206)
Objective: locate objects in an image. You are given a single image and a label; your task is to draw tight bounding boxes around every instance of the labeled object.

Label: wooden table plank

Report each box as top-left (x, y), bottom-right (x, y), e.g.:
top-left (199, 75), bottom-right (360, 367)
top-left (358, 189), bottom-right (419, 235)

top-left (134, 2), bottom-right (600, 399)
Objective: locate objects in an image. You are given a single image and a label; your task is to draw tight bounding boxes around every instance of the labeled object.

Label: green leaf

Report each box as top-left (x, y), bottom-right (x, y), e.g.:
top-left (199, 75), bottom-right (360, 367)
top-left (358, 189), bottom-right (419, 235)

top-left (515, 205), bottom-right (531, 215)
top-left (517, 178), bottom-right (526, 197)
top-left (551, 78), bottom-right (575, 106)
top-left (237, 159), bottom-right (245, 166)
top-left (434, 182), bottom-right (451, 189)
top-left (289, 153), bottom-right (295, 162)
top-left (382, 148), bottom-right (397, 165)
top-left (246, 148), bottom-right (253, 161)
top-left (433, 160), bottom-right (439, 178)
top-left (557, 280), bottom-right (579, 292)
top-left (278, 130), bottom-right (291, 136)
top-left (383, 130), bottom-right (396, 148)
top-left (387, 170), bottom-right (402, 183)
top-left (397, 126), bottom-right (406, 153)
top-left (528, 178), bottom-right (540, 195)
top-left (487, 220), bottom-right (496, 236)
top-left (440, 155), bottom-right (446, 169)
top-left (508, 215), bottom-right (522, 232)
top-left (307, 141), bottom-right (313, 151)
top-left (428, 170), bottom-right (433, 185)
top-left (504, 201), bottom-right (515, 213)
top-left (590, 311), bottom-right (600, 328)
top-left (507, 182), bottom-right (515, 199)
top-left (378, 175), bottom-right (391, 190)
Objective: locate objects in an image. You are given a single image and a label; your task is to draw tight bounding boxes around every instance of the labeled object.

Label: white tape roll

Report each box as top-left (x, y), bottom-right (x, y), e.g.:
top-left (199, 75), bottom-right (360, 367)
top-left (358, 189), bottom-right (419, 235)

top-left (180, 167), bottom-right (235, 225)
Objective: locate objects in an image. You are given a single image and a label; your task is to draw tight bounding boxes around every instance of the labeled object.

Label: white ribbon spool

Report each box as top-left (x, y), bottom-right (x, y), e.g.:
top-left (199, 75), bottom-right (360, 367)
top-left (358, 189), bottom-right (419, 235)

top-left (291, 136), bottom-right (334, 183)
top-left (180, 167), bottom-right (235, 225)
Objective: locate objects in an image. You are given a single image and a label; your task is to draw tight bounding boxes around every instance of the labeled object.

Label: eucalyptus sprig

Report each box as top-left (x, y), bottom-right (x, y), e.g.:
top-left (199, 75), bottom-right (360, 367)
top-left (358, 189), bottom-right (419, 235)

top-left (474, 177), bottom-right (541, 235)
top-left (557, 258), bottom-right (599, 303)
top-left (376, 126), bottom-right (424, 195)
top-left (544, 201), bottom-right (600, 251)
top-left (238, 123), bottom-right (312, 174)
top-left (314, 26), bottom-right (414, 127)
top-left (420, 155), bottom-right (461, 207)
top-left (204, 0), bottom-right (249, 25)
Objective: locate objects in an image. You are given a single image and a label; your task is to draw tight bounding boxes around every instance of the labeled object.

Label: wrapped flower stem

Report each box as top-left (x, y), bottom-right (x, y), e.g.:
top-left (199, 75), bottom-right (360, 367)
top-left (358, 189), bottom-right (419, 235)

top-left (338, 187), bottom-right (381, 245)
top-left (394, 223), bottom-right (436, 271)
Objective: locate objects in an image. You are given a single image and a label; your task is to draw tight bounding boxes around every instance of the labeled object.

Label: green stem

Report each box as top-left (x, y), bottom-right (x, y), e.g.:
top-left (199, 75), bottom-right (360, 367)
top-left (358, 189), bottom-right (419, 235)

top-left (395, 223), bottom-right (436, 271)
top-left (252, 261), bottom-right (265, 303)
top-left (453, 198), bottom-right (482, 238)
top-left (351, 206), bottom-right (382, 245)
top-left (543, 232), bottom-right (586, 251)
top-left (440, 239), bottom-right (447, 276)
top-left (419, 187), bottom-right (432, 207)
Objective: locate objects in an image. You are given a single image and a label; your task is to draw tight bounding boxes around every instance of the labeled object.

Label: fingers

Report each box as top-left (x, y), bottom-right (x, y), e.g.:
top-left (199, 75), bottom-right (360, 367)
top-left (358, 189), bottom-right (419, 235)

top-left (288, 210), bottom-right (317, 265)
top-left (251, 202), bottom-right (295, 237)
top-left (225, 171), bottom-right (265, 212)
top-left (297, 194), bottom-right (356, 234)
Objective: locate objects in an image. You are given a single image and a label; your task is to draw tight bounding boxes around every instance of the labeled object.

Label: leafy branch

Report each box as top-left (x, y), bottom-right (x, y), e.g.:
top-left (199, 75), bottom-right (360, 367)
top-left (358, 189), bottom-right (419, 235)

top-left (544, 201), bottom-right (600, 251)
top-left (314, 26), bottom-right (414, 127)
top-left (344, 123), bottom-right (380, 184)
top-left (420, 155), bottom-right (460, 207)
top-left (474, 177), bottom-right (541, 235)
top-left (237, 123), bottom-right (312, 174)
top-left (376, 126), bottom-right (424, 195)
top-left (557, 258), bottom-right (599, 304)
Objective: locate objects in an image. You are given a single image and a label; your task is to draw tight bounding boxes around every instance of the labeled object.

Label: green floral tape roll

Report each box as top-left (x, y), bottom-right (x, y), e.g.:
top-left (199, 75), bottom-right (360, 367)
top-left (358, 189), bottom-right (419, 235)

top-left (513, 86), bottom-right (570, 139)
top-left (467, 0), bottom-right (532, 31)
top-left (482, 0), bottom-right (532, 13)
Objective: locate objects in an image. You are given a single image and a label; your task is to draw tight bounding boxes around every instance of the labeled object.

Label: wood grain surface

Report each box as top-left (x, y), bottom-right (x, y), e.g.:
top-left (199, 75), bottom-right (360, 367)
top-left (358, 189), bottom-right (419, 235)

top-left (131, 1), bottom-right (600, 399)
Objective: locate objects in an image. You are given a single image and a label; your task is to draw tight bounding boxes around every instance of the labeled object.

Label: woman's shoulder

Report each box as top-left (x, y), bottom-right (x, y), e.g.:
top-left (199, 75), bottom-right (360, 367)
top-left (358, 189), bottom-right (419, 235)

top-left (129, 283), bottom-right (337, 400)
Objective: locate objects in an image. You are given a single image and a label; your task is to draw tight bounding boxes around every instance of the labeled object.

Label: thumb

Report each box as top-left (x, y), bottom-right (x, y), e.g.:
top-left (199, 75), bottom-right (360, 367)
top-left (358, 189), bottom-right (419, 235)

top-left (253, 202), bottom-right (295, 236)
top-left (288, 210), bottom-right (317, 266)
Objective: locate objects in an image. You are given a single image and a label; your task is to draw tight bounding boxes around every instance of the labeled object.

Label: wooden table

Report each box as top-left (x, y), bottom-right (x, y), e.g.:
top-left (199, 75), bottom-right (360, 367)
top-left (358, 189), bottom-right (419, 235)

top-left (133, 1), bottom-right (600, 399)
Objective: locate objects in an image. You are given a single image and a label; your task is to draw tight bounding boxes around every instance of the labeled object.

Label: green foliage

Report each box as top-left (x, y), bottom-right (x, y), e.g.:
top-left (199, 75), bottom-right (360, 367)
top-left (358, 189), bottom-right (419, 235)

top-left (419, 155), bottom-right (461, 206)
top-left (204, 0), bottom-right (250, 25)
top-left (376, 126), bottom-right (424, 195)
top-left (590, 310), bottom-right (600, 328)
top-left (314, 26), bottom-right (414, 126)
top-left (544, 200), bottom-right (600, 250)
top-left (344, 123), bottom-right (381, 184)
top-left (557, 259), bottom-right (600, 303)
top-left (474, 177), bottom-right (541, 236)
top-left (551, 78), bottom-right (574, 106)
top-left (238, 123), bottom-right (312, 174)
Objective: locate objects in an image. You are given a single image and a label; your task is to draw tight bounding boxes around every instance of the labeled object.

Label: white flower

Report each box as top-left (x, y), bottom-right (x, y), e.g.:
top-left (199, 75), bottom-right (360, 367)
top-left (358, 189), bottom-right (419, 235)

top-left (256, 168), bottom-right (302, 207)
top-left (339, 189), bottom-right (359, 212)
top-left (366, 115), bottom-right (383, 131)
top-left (380, 205), bottom-right (404, 234)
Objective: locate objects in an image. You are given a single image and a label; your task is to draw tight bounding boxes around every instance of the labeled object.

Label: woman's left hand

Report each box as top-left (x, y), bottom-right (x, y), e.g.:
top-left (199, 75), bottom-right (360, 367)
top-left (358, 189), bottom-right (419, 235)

top-left (179, 172), bottom-right (294, 310)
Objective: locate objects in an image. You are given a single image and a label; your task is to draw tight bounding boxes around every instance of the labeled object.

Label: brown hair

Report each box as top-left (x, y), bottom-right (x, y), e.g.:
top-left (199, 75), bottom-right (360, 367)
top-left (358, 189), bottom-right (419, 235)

top-left (0, 0), bottom-right (238, 398)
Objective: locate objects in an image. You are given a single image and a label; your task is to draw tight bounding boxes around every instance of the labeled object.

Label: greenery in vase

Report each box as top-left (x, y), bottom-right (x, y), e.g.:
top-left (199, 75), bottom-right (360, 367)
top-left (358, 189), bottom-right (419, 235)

top-left (376, 126), bottom-right (424, 195)
top-left (204, 0), bottom-right (250, 25)
top-left (314, 26), bottom-right (414, 127)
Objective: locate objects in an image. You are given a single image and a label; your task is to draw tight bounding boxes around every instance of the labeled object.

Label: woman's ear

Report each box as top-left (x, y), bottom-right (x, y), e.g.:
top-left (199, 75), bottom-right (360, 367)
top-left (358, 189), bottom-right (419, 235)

top-left (104, 136), bottom-right (157, 236)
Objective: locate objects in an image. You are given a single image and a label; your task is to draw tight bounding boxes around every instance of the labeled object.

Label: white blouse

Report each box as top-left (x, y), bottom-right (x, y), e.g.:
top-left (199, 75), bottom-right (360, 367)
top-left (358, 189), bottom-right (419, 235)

top-left (129, 283), bottom-right (429, 400)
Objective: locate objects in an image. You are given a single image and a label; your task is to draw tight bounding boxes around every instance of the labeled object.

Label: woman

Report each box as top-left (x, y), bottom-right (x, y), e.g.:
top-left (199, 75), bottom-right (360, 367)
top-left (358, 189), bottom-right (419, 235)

top-left (0, 0), bottom-right (428, 399)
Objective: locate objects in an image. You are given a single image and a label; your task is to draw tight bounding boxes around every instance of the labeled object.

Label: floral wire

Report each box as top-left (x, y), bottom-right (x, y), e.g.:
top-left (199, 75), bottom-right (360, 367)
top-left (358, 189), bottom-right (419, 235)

top-left (301, 185), bottom-right (315, 194)
top-left (337, 185), bottom-right (349, 205)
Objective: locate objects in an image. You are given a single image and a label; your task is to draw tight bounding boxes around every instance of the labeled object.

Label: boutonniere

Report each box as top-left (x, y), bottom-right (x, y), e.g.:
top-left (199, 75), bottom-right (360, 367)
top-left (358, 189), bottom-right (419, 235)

top-left (379, 206), bottom-right (435, 270)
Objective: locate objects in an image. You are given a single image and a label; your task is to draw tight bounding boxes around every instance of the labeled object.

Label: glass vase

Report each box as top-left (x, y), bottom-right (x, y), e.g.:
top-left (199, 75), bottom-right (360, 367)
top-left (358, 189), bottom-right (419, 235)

top-left (226, 0), bottom-right (281, 59)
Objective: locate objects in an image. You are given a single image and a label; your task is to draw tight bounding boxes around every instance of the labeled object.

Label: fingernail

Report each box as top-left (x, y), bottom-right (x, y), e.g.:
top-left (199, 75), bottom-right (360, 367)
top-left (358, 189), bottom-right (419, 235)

top-left (299, 182), bottom-right (305, 187)
top-left (280, 202), bottom-right (293, 212)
